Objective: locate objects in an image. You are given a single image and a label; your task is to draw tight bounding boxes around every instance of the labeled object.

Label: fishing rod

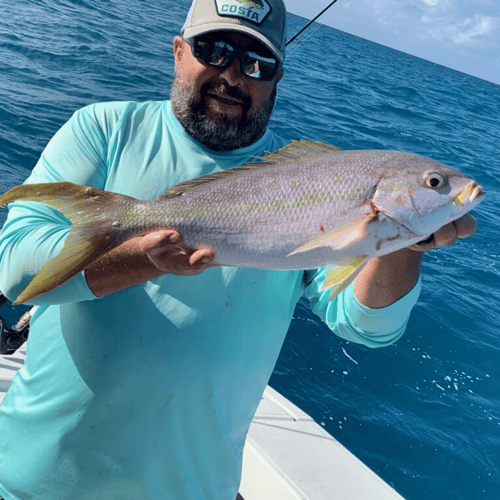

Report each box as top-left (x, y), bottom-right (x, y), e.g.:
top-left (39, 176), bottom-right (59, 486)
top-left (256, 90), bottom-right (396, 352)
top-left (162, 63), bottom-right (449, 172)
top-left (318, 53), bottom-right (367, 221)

top-left (286, 0), bottom-right (340, 47)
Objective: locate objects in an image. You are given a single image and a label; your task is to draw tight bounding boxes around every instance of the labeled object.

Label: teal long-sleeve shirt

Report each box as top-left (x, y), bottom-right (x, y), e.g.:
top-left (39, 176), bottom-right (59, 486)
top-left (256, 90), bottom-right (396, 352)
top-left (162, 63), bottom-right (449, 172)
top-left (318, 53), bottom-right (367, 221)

top-left (0, 101), bottom-right (420, 500)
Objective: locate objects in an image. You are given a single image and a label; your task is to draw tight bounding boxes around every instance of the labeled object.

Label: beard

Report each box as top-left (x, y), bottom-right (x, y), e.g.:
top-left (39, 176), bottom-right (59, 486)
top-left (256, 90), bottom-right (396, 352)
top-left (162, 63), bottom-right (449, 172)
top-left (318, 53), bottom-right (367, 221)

top-left (170, 71), bottom-right (277, 152)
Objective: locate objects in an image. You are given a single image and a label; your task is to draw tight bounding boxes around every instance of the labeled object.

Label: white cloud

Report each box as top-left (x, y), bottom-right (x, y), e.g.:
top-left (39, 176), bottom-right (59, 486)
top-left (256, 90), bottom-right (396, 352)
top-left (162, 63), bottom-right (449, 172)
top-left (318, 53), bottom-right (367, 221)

top-left (419, 0), bottom-right (455, 11)
top-left (452, 15), bottom-right (495, 44)
top-left (332, 0), bottom-right (499, 48)
top-left (284, 0), bottom-right (500, 83)
top-left (425, 13), bottom-right (497, 46)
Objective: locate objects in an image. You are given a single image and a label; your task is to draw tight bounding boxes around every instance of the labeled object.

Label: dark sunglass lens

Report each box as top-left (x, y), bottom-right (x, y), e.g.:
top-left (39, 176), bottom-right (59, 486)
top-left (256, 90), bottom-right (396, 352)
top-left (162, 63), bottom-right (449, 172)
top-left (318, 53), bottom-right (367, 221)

top-left (195, 39), bottom-right (232, 67)
top-left (191, 38), bottom-right (278, 80)
top-left (244, 53), bottom-right (277, 80)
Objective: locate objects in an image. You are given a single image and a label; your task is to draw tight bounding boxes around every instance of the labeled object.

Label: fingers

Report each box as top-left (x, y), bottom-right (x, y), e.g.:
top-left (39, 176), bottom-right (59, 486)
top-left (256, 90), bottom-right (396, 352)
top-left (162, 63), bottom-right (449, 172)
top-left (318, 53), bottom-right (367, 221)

top-left (139, 229), bottom-right (214, 275)
top-left (454, 213), bottom-right (477, 239)
top-left (433, 221), bottom-right (460, 248)
top-left (189, 247), bottom-right (214, 266)
top-left (410, 234), bottom-right (435, 252)
top-left (139, 229), bottom-right (184, 255)
top-left (409, 214), bottom-right (477, 252)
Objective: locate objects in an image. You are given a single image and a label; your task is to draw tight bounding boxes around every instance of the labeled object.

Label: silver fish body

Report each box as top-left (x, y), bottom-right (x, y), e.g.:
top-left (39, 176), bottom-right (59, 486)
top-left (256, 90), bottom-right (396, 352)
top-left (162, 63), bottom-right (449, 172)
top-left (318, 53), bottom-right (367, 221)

top-left (118, 146), bottom-right (483, 267)
top-left (0, 140), bottom-right (485, 303)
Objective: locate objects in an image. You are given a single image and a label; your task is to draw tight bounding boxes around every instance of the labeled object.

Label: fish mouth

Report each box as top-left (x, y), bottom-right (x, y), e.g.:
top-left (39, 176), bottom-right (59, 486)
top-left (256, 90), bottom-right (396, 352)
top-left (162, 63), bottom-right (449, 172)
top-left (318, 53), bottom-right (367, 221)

top-left (454, 182), bottom-right (485, 206)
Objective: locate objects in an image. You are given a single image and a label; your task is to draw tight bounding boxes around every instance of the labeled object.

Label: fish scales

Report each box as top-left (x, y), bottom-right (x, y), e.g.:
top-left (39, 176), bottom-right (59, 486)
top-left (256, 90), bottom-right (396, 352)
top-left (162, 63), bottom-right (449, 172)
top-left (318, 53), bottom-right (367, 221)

top-left (0, 140), bottom-right (485, 303)
top-left (143, 151), bottom-right (385, 266)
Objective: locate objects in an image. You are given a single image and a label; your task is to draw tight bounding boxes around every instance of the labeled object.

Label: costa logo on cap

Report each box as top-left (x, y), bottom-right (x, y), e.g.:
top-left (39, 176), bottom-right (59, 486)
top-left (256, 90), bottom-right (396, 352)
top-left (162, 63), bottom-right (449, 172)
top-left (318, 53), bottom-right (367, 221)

top-left (215, 0), bottom-right (271, 24)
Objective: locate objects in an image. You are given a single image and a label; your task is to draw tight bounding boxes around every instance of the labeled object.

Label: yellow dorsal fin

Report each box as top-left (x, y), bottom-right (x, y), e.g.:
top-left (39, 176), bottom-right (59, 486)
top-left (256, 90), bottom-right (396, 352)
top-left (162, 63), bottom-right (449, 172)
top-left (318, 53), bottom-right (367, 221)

top-left (260, 139), bottom-right (342, 165)
top-left (158, 140), bottom-right (342, 199)
top-left (158, 164), bottom-right (265, 199)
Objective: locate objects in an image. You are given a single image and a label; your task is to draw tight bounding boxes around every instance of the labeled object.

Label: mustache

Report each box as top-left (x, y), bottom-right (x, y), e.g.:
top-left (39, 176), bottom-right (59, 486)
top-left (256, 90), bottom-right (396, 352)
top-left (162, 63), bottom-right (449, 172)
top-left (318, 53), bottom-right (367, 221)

top-left (201, 82), bottom-right (251, 109)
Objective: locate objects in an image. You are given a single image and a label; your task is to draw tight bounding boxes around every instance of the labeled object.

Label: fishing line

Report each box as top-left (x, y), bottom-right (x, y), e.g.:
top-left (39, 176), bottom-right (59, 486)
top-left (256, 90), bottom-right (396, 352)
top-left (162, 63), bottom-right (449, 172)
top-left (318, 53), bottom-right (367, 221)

top-left (283, 1), bottom-right (340, 64)
top-left (286, 22), bottom-right (323, 60)
top-left (286, 0), bottom-right (340, 47)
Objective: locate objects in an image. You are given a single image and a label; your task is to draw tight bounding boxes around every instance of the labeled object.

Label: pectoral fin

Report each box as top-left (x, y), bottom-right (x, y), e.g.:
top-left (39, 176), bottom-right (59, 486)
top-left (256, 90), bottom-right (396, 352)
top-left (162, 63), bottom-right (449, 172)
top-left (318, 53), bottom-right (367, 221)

top-left (287, 214), bottom-right (376, 257)
top-left (321, 256), bottom-right (369, 300)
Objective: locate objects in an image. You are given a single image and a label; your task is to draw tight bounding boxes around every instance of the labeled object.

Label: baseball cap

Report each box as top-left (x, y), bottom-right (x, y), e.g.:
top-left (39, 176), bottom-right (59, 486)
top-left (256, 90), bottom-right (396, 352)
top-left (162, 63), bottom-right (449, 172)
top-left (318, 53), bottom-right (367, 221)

top-left (181, 0), bottom-right (287, 62)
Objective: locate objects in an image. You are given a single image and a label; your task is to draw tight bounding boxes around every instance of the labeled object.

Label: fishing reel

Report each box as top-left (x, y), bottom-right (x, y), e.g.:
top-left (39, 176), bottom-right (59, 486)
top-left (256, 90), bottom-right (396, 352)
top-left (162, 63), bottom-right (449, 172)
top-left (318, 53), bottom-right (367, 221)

top-left (0, 293), bottom-right (32, 355)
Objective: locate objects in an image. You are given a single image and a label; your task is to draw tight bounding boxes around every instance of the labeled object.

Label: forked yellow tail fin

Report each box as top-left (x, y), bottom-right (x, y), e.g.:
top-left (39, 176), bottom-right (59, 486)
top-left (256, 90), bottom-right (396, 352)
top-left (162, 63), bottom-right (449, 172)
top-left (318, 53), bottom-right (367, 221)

top-left (0, 182), bottom-right (135, 304)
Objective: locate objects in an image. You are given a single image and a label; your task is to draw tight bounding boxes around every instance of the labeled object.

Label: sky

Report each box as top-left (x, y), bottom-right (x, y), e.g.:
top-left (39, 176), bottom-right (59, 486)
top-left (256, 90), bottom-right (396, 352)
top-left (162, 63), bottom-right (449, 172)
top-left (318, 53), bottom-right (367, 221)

top-left (284, 0), bottom-right (500, 85)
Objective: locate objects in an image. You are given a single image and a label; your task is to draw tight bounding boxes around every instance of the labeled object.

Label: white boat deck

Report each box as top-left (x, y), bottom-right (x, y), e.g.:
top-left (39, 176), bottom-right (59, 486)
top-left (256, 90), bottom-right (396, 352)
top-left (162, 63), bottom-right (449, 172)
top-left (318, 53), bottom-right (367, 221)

top-left (242, 386), bottom-right (404, 499)
top-left (1, 347), bottom-right (404, 500)
top-left (0, 347), bottom-right (25, 402)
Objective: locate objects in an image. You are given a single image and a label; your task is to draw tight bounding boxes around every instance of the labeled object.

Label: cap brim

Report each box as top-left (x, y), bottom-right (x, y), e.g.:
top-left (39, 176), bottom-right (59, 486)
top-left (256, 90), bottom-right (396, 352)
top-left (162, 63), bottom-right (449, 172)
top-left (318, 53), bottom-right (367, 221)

top-left (182, 23), bottom-right (285, 63)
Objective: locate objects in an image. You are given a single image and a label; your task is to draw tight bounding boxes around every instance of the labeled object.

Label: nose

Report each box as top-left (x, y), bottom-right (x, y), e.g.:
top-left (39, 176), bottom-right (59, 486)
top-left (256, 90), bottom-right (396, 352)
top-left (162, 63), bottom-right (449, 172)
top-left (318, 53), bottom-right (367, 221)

top-left (218, 57), bottom-right (244, 86)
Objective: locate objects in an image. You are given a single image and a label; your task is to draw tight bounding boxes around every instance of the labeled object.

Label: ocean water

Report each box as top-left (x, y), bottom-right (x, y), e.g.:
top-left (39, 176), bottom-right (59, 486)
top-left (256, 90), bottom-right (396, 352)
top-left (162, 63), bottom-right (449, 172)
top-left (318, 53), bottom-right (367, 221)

top-left (0, 1), bottom-right (499, 499)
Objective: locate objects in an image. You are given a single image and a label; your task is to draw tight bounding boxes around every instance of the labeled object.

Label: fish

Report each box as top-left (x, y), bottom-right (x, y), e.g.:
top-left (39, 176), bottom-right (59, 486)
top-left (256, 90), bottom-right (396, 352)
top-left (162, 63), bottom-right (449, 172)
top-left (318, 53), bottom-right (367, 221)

top-left (0, 140), bottom-right (485, 304)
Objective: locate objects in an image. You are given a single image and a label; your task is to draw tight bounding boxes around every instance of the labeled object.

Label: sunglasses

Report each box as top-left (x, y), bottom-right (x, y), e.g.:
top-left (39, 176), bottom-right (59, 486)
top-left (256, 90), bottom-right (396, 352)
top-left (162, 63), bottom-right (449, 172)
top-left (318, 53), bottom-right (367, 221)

top-left (184, 36), bottom-right (280, 81)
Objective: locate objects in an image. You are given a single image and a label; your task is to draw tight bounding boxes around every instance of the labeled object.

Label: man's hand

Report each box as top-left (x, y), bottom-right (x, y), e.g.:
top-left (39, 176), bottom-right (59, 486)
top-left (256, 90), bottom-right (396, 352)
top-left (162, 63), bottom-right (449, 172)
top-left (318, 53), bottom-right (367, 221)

top-left (139, 229), bottom-right (215, 275)
top-left (409, 214), bottom-right (477, 252)
top-left (354, 214), bottom-right (478, 308)
top-left (86, 229), bottom-right (215, 297)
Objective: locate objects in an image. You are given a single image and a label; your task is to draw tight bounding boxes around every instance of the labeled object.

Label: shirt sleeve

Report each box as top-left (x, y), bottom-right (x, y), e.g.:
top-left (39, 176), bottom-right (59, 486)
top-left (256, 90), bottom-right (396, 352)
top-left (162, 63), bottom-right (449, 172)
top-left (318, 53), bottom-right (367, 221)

top-left (0, 105), bottom-right (112, 305)
top-left (303, 267), bottom-right (421, 348)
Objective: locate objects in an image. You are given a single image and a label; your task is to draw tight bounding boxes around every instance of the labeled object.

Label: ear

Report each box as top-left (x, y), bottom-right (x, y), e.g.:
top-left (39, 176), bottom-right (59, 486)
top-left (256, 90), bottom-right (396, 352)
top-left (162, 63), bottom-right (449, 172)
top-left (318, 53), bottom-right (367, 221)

top-left (276, 68), bottom-right (285, 84)
top-left (173, 36), bottom-right (184, 65)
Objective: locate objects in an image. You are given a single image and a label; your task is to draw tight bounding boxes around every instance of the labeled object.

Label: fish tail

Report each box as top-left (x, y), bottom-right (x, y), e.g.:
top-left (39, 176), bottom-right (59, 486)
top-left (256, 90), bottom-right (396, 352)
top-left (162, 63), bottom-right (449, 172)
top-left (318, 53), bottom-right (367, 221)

top-left (0, 182), bottom-right (137, 304)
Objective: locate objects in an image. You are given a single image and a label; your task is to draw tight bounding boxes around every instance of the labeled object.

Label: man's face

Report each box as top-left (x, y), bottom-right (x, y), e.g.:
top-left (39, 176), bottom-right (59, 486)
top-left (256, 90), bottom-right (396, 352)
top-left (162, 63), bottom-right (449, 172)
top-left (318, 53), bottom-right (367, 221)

top-left (170, 31), bottom-right (283, 151)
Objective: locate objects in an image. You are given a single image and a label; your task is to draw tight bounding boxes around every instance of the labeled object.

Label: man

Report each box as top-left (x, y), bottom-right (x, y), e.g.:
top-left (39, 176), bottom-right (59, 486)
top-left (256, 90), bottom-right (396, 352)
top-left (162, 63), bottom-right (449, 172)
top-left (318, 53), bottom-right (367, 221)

top-left (0, 0), bottom-right (475, 499)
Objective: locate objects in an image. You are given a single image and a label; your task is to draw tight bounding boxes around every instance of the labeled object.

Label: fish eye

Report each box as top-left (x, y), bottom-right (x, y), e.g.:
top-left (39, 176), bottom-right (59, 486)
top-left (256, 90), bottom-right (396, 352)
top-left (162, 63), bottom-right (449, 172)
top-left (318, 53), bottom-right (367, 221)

top-left (423, 172), bottom-right (447, 189)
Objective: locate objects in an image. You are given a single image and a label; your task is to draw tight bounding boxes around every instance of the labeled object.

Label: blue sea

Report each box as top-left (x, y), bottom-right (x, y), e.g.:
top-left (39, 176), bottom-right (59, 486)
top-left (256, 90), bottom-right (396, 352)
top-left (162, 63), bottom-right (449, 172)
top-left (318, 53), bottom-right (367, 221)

top-left (0, 1), bottom-right (499, 499)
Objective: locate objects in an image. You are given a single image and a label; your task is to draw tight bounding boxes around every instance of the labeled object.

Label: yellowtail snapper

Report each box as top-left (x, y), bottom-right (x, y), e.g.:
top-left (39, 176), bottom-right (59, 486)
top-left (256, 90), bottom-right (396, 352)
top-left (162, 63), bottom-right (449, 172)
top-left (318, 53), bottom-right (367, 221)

top-left (0, 140), bottom-right (485, 304)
